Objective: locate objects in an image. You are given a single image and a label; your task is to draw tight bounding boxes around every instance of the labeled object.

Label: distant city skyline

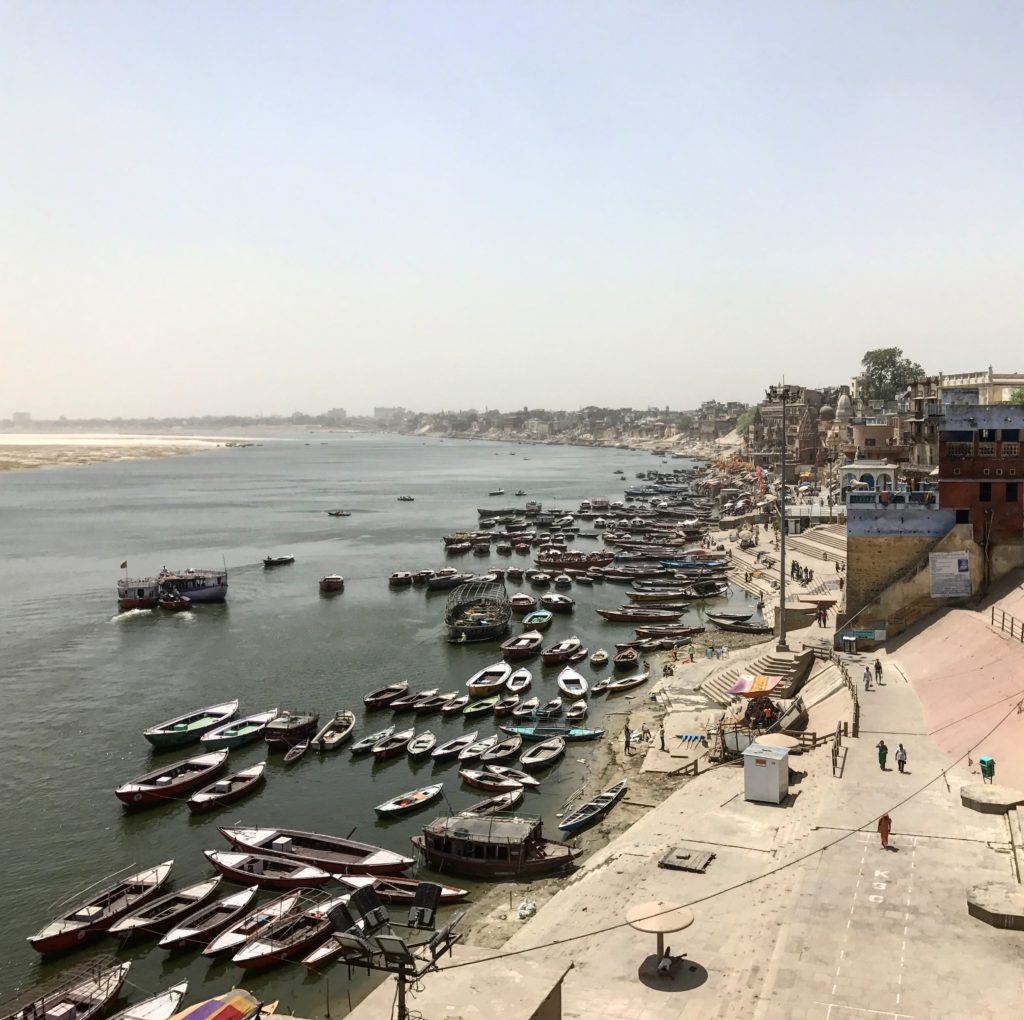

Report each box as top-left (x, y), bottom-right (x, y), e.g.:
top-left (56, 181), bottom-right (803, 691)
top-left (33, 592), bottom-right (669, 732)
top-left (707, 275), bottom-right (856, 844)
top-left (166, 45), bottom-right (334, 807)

top-left (3, 3), bottom-right (1022, 418)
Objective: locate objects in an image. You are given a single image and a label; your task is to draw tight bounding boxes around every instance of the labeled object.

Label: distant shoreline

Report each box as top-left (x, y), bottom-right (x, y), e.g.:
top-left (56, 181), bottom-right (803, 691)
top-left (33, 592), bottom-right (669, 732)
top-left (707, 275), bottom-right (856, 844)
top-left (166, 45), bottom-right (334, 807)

top-left (0, 433), bottom-right (231, 473)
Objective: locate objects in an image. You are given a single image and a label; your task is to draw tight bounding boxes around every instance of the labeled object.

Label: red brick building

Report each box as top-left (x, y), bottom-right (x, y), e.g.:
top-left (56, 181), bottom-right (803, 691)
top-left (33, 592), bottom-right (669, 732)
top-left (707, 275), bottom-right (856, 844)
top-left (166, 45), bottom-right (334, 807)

top-left (939, 407), bottom-right (1024, 543)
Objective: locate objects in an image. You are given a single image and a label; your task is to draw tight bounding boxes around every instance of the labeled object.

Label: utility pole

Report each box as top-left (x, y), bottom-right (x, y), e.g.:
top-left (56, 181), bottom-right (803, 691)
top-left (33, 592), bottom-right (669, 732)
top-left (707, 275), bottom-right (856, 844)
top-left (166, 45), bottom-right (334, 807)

top-left (766, 385), bottom-right (795, 653)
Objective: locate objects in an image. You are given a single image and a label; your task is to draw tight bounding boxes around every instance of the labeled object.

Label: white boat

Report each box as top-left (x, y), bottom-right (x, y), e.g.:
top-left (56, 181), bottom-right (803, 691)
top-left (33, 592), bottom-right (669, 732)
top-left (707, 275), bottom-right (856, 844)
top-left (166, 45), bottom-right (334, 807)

top-left (107, 984), bottom-right (188, 1020)
top-left (557, 667), bottom-right (588, 699)
top-left (202, 889), bottom-right (303, 956)
top-left (466, 661), bottom-right (513, 696)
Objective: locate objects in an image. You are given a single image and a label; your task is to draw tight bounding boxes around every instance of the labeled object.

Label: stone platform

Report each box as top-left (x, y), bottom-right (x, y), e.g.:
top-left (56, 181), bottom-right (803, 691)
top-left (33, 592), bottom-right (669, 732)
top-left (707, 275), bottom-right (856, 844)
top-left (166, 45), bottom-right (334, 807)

top-left (967, 881), bottom-right (1024, 930)
top-left (960, 782), bottom-right (1024, 814)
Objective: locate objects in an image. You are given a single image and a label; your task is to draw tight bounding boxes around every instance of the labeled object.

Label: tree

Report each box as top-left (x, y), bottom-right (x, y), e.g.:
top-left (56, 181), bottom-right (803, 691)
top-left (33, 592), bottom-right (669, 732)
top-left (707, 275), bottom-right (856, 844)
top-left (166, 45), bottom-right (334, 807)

top-left (858, 348), bottom-right (924, 402)
top-left (735, 407), bottom-right (757, 435)
top-left (1007, 389), bottom-right (1024, 406)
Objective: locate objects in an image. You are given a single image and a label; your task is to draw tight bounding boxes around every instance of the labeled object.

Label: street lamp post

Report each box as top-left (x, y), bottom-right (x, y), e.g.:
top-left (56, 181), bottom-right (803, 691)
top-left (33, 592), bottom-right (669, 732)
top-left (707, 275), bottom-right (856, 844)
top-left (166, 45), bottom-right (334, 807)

top-left (766, 385), bottom-right (796, 653)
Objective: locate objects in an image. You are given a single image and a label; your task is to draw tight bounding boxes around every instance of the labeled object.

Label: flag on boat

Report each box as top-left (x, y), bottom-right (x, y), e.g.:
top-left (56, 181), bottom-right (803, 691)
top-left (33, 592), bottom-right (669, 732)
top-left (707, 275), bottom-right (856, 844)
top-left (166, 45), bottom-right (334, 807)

top-left (120, 560), bottom-right (128, 569)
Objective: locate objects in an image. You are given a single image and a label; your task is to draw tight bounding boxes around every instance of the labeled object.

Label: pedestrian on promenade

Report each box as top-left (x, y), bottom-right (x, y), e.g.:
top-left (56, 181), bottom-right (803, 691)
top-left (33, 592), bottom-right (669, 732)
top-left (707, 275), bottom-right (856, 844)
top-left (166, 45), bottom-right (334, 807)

top-left (874, 658), bottom-right (883, 684)
top-left (895, 743), bottom-right (907, 773)
top-left (863, 666), bottom-right (872, 691)
top-left (659, 726), bottom-right (666, 751)
top-left (877, 812), bottom-right (892, 849)
top-left (688, 646), bottom-right (694, 663)
top-left (839, 576), bottom-right (845, 592)
top-left (877, 740), bottom-right (888, 770)
top-left (624, 723), bottom-right (632, 755)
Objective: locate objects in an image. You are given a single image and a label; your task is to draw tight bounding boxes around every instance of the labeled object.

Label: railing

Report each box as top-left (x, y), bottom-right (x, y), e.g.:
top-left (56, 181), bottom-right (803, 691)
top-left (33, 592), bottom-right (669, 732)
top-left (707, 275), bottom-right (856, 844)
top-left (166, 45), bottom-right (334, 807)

top-left (991, 607), bottom-right (1024, 643)
top-left (834, 656), bottom-right (861, 737)
top-left (831, 720), bottom-right (844, 776)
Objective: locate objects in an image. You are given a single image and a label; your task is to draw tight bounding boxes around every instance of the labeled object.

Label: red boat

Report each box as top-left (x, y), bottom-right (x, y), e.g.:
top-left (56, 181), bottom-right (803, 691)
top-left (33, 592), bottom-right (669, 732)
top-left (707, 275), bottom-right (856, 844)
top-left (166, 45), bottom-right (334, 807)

top-left (540, 636), bottom-right (583, 664)
top-left (204, 851), bottom-right (333, 889)
top-left (371, 726), bottom-right (415, 760)
top-left (500, 631), bottom-right (544, 661)
top-left (363, 680), bottom-right (409, 709)
top-left (28, 861), bottom-right (173, 954)
top-left (219, 826), bottom-right (414, 876)
top-left (115, 751), bottom-right (228, 808)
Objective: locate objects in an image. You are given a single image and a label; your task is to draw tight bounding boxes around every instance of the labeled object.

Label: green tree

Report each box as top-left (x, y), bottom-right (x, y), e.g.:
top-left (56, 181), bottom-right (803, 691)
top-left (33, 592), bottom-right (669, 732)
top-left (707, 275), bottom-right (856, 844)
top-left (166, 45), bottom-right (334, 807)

top-left (859, 348), bottom-right (924, 402)
top-left (1006, 388), bottom-right (1024, 406)
top-left (735, 407), bottom-right (757, 435)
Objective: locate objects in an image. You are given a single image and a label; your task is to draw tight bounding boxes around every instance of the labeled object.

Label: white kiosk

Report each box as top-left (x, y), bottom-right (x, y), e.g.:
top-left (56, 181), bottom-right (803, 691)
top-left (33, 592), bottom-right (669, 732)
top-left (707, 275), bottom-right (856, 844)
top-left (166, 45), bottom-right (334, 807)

top-left (742, 742), bottom-right (790, 804)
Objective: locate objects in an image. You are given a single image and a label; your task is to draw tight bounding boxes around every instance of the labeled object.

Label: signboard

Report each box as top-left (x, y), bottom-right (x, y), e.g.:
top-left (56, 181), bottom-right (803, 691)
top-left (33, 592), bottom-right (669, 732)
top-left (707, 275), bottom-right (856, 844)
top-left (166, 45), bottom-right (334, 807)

top-left (930, 551), bottom-right (972, 598)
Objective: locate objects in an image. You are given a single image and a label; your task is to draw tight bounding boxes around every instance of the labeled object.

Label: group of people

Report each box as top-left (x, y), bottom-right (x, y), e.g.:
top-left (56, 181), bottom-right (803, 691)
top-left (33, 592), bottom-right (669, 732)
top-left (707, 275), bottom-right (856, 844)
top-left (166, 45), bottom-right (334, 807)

top-left (875, 739), bottom-right (908, 773)
top-left (789, 559), bottom-right (815, 584)
top-left (814, 606), bottom-right (829, 627)
top-left (624, 721), bottom-right (666, 754)
top-left (862, 658), bottom-right (883, 690)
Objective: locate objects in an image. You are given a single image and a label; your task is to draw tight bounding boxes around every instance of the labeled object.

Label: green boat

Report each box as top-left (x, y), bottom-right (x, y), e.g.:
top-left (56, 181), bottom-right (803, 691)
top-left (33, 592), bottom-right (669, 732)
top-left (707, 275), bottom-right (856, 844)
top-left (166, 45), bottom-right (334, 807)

top-left (522, 610), bottom-right (553, 631)
top-left (143, 699), bottom-right (239, 749)
top-left (463, 696), bottom-right (500, 717)
top-left (200, 709), bottom-right (280, 750)
top-left (498, 723), bottom-right (604, 742)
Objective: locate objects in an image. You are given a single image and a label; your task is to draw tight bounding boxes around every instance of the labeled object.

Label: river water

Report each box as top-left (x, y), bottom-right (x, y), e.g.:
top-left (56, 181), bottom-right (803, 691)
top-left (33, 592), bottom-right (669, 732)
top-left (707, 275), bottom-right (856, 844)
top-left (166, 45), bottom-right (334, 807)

top-left (0, 433), bottom-right (729, 1012)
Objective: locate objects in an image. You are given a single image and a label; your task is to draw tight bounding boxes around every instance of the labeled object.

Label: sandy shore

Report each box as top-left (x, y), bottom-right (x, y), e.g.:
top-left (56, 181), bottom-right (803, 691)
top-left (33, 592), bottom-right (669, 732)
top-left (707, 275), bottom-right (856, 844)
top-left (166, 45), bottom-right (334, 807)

top-left (0, 433), bottom-right (233, 472)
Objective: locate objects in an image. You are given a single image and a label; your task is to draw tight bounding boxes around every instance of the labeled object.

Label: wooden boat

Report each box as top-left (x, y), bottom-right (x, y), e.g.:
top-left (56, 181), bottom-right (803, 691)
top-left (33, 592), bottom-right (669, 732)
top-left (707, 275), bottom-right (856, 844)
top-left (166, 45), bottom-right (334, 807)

top-left (116, 750), bottom-right (228, 808)
top-left (109, 877), bottom-right (221, 941)
top-left (569, 647), bottom-right (589, 663)
top-left (283, 740), bottom-right (311, 764)
top-left (440, 693), bottom-right (469, 715)
top-left (522, 609), bottom-right (553, 630)
top-left (565, 702), bottom-right (588, 723)
top-left (375, 783), bottom-right (444, 817)
top-left (540, 593), bottom-right (575, 614)
top-left (520, 736), bottom-right (566, 771)
top-left (318, 574), bottom-right (345, 593)
top-left (536, 697), bottom-right (563, 718)
top-left (431, 730), bottom-right (479, 761)
top-left (704, 610), bottom-right (754, 622)
top-left (205, 851), bottom-right (332, 889)
top-left (350, 725), bottom-right (393, 755)
top-left (202, 889), bottom-right (302, 956)
top-left (219, 825), bottom-right (415, 875)
top-left (464, 788), bottom-right (525, 815)
top-left (708, 617), bottom-right (774, 634)
top-left (413, 813), bottom-right (581, 878)
top-left (465, 662), bottom-right (512, 696)
top-left (312, 710), bottom-right (356, 751)
top-left (500, 631), bottom-right (543, 661)
top-left (189, 762), bottom-right (266, 813)
top-left (479, 733), bottom-right (523, 763)
top-left (511, 697), bottom-right (539, 720)
top-left (492, 694), bottom-right (520, 716)
top-left (605, 669), bottom-right (652, 693)
top-left (626, 589), bottom-right (690, 603)
top-left (232, 894), bottom-right (348, 968)
top-left (463, 696), bottom-right (500, 717)
top-left (500, 724), bottom-right (604, 742)
top-left (510, 592), bottom-right (538, 613)
top-left (483, 763), bottom-right (539, 787)
top-left (613, 647), bottom-right (641, 670)
top-left (201, 709), bottom-right (278, 750)
top-left (28, 862), bottom-right (173, 954)
top-left (263, 555), bottom-right (295, 567)
top-left (143, 700), bottom-right (239, 749)
top-left (371, 727), bottom-right (415, 760)
top-left (557, 667), bottom-right (588, 699)
top-left (396, 495), bottom-right (415, 502)
top-left (5, 959), bottom-right (132, 1020)
top-left (634, 624), bottom-right (704, 637)
top-left (529, 572), bottom-right (551, 587)
top-left (590, 649), bottom-right (609, 667)
top-left (390, 687), bottom-right (438, 711)
top-left (406, 731), bottom-right (437, 758)
top-left (412, 691), bottom-right (454, 715)
top-left (426, 570), bottom-right (465, 590)
top-left (458, 734), bottom-right (499, 761)
top-left (158, 886), bottom-right (259, 950)
top-left (558, 780), bottom-right (627, 834)
top-left (107, 982), bottom-right (188, 1020)
top-left (540, 636), bottom-right (583, 664)
top-left (596, 607), bottom-right (684, 622)
top-left (459, 769), bottom-right (522, 793)
top-left (506, 667), bottom-right (532, 693)
top-left (325, 510), bottom-right (350, 517)
top-left (363, 681), bottom-right (409, 709)
top-left (332, 874), bottom-right (469, 905)
top-left (157, 593), bottom-right (191, 612)
top-left (264, 710), bottom-right (320, 750)
top-left (389, 571), bottom-right (413, 586)
top-left (554, 574), bottom-right (573, 589)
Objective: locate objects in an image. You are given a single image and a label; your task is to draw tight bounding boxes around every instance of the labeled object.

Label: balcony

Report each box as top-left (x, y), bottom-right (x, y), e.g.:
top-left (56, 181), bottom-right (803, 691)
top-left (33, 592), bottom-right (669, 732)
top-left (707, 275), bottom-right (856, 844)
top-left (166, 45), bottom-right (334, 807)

top-left (944, 442), bottom-right (973, 457)
top-left (978, 442), bottom-right (997, 457)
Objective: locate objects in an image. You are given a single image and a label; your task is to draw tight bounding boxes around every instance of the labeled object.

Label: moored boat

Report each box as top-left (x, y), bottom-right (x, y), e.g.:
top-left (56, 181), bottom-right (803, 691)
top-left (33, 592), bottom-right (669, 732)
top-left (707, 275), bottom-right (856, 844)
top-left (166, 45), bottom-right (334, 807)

top-left (406, 731), bottom-right (437, 758)
top-left (5, 959), bottom-right (132, 1020)
top-left (115, 751), bottom-right (228, 808)
top-left (363, 681), bottom-right (409, 709)
top-left (143, 700), bottom-right (239, 749)
top-left (232, 894), bottom-right (348, 969)
top-left (590, 649), bottom-right (609, 667)
top-left (540, 593), bottom-right (575, 614)
top-left (613, 647), bottom-right (641, 670)
top-left (439, 693), bottom-right (469, 715)
top-left (464, 788), bottom-right (525, 815)
top-left (465, 662), bottom-right (512, 696)
top-left (107, 982), bottom-right (188, 1020)
top-left (263, 555), bottom-right (295, 568)
top-left (389, 571), bottom-right (413, 587)
top-left (540, 636), bottom-right (583, 664)
top-left (565, 702), bottom-right (588, 723)
top-left (350, 725), bottom-right (394, 755)
top-left (431, 730), bottom-right (479, 761)
top-left (264, 710), bottom-right (320, 751)
top-left (509, 592), bottom-right (538, 614)
top-left (374, 783), bottom-right (444, 817)
top-left (459, 768), bottom-right (521, 792)
top-left (511, 696), bottom-right (539, 720)
top-left (318, 574), bottom-right (345, 593)
top-left (536, 697), bottom-right (563, 718)
top-left (483, 763), bottom-right (539, 787)
top-left (506, 667), bottom-right (532, 693)
top-left (158, 886), bottom-right (259, 950)
top-left (109, 877), bottom-right (221, 941)
top-left (500, 631), bottom-right (544, 661)
top-left (313, 710), bottom-right (356, 751)
top-left (390, 687), bottom-right (438, 711)
top-left (463, 696), bottom-right (500, 717)
top-left (188, 762), bottom-right (266, 813)
top-left (332, 874), bottom-right (468, 905)
top-left (202, 889), bottom-right (302, 955)
top-left (520, 736), bottom-right (566, 771)
top-left (414, 691), bottom-right (456, 714)
top-left (595, 607), bottom-right (685, 622)
top-left (500, 723), bottom-right (604, 742)
top-left (493, 694), bottom-right (520, 716)
top-left (201, 709), bottom-right (278, 750)
top-left (521, 609), bottom-right (553, 630)
top-left (372, 727), bottom-right (415, 760)
top-left (604, 668), bottom-right (652, 693)
top-left (479, 733), bottom-right (523, 763)
top-left (556, 667), bottom-right (588, 699)
top-left (557, 780), bottom-right (628, 834)
top-left (283, 740), bottom-right (311, 764)
top-left (204, 851), bottom-right (332, 889)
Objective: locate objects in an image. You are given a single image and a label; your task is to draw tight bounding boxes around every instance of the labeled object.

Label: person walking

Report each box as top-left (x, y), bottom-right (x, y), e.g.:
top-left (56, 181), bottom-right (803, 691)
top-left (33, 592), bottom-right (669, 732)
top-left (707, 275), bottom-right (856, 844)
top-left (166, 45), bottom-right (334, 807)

top-left (895, 743), bottom-right (907, 773)
top-left (874, 658), bottom-right (883, 684)
top-left (877, 740), bottom-right (888, 771)
top-left (623, 723), bottom-right (632, 755)
top-left (688, 645), bottom-right (694, 663)
top-left (877, 812), bottom-right (892, 849)
top-left (659, 726), bottom-right (666, 751)
top-left (863, 666), bottom-right (872, 691)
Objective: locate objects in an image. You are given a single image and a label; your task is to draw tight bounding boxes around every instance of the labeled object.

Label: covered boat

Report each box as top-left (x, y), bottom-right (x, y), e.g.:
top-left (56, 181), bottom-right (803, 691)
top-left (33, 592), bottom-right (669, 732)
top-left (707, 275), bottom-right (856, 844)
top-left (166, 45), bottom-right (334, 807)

top-left (143, 700), bottom-right (239, 749)
top-left (264, 710), bottom-right (320, 751)
top-left (115, 751), bottom-right (228, 808)
top-left (201, 709), bottom-right (278, 750)
top-left (557, 780), bottom-right (627, 834)
top-left (445, 578), bottom-right (512, 643)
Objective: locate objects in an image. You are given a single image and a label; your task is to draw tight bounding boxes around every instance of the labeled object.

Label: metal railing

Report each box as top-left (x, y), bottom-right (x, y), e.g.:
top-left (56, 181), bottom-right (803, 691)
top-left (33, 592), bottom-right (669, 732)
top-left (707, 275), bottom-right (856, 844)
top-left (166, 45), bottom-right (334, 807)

top-left (831, 721), bottom-right (844, 776)
top-left (834, 656), bottom-right (861, 738)
top-left (991, 607), bottom-right (1024, 643)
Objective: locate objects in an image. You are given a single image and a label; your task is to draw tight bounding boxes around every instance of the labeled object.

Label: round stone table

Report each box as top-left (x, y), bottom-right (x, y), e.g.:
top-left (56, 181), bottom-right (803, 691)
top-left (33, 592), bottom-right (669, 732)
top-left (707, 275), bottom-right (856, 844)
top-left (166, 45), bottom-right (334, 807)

top-left (625, 900), bottom-right (694, 959)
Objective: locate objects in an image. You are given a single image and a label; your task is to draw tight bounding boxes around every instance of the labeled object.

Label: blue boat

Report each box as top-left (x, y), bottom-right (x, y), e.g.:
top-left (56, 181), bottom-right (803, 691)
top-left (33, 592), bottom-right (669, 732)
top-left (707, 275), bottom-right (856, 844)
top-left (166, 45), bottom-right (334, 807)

top-left (499, 723), bottom-right (604, 742)
top-left (558, 779), bottom-right (627, 834)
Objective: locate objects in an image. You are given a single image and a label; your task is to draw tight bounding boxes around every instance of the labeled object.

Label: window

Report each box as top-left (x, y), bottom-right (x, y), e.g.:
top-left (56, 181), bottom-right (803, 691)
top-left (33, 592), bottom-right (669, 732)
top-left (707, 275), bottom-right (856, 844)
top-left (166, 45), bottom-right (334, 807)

top-left (945, 442), bottom-right (973, 457)
top-left (1003, 442), bottom-right (1019, 457)
top-left (1002, 429), bottom-right (1020, 442)
top-left (1007, 483), bottom-right (1019, 503)
top-left (978, 442), bottom-right (997, 457)
top-left (980, 482), bottom-right (992, 502)
top-left (865, 438), bottom-right (877, 447)
top-left (956, 509), bottom-right (970, 524)
top-left (981, 428), bottom-right (997, 441)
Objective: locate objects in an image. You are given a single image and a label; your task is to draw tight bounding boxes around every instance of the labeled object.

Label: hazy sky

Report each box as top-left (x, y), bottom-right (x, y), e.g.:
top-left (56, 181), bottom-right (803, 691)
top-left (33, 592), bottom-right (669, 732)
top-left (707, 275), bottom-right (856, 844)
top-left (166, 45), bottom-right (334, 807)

top-left (3, 2), bottom-right (1022, 418)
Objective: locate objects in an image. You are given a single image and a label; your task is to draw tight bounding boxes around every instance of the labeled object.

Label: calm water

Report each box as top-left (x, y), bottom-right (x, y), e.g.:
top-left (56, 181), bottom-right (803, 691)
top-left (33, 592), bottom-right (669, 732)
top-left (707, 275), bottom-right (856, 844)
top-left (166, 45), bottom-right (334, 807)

top-left (0, 434), bottom-right (717, 1012)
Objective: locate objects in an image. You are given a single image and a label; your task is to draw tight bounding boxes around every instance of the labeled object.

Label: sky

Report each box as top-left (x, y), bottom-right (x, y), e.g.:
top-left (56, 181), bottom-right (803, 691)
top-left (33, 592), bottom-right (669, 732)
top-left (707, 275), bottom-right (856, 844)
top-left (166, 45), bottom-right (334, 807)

top-left (2, 2), bottom-right (1023, 419)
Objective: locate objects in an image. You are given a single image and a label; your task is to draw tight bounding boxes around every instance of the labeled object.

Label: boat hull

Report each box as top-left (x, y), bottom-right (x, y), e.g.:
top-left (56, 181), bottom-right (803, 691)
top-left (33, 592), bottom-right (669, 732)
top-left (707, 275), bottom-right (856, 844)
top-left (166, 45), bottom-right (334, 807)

top-left (411, 837), bottom-right (580, 878)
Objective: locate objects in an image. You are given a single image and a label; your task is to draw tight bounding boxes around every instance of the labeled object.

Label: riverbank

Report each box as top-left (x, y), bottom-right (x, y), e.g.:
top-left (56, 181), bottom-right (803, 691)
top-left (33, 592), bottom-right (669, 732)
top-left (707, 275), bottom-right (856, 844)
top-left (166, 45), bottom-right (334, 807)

top-left (0, 433), bottom-right (236, 472)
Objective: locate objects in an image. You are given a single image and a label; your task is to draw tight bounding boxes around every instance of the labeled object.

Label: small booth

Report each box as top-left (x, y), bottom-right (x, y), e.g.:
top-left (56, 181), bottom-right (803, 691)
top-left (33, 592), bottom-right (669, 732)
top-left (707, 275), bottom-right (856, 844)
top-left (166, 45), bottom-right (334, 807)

top-left (743, 742), bottom-right (790, 804)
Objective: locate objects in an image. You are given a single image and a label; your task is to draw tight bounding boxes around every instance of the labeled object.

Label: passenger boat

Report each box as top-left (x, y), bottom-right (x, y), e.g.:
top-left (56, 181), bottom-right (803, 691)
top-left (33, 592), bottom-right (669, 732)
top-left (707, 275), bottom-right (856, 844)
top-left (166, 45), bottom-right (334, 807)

top-left (500, 631), bottom-right (543, 661)
top-left (204, 851), bottom-right (332, 889)
top-left (263, 555), bottom-right (295, 568)
top-left (489, 488), bottom-right (505, 496)
top-left (463, 696), bottom-right (500, 717)
top-left (375, 783), bottom-right (444, 817)
top-left (6, 958), bottom-right (132, 1020)
top-left (519, 736), bottom-right (567, 770)
top-left (157, 593), bottom-right (191, 612)
top-left (143, 700), bottom-right (239, 749)
top-left (412, 813), bottom-right (582, 878)
top-left (426, 570), bottom-right (465, 590)
top-left (540, 593), bottom-right (575, 614)
top-left (116, 751), bottom-right (228, 808)
top-left (406, 731), bottom-right (437, 758)
top-left (28, 862), bottom-right (173, 953)
top-left (389, 571), bottom-right (413, 587)
top-left (509, 592), bottom-right (537, 613)
top-left (613, 647), bottom-right (641, 670)
top-left (492, 694), bottom-right (520, 716)
top-left (107, 982), bottom-right (188, 1020)
top-left (479, 733), bottom-right (523, 763)
top-left (264, 710), bottom-right (320, 751)
top-left (118, 567), bottom-right (228, 611)
top-left (201, 709), bottom-right (278, 750)
top-left (201, 889), bottom-right (302, 956)
top-left (541, 636), bottom-right (583, 664)
top-left (466, 662), bottom-right (512, 696)
top-left (332, 874), bottom-right (469, 905)
top-left (390, 687), bottom-right (438, 711)
top-left (536, 697), bottom-right (563, 718)
top-left (326, 510), bottom-right (350, 517)
top-left (565, 702), bottom-right (588, 723)
top-left (318, 574), bottom-right (345, 593)
top-left (556, 667), bottom-right (588, 699)
top-left (458, 734), bottom-right (499, 761)
top-left (431, 731), bottom-right (479, 761)
top-left (188, 762), bottom-right (266, 813)
top-left (283, 740), bottom-right (311, 764)
top-left (219, 826), bottom-right (414, 875)
top-left (158, 886), bottom-right (259, 950)
top-left (313, 710), bottom-right (356, 751)
top-left (440, 693), bottom-right (469, 715)
top-left (350, 725), bottom-right (394, 755)
top-left (109, 878), bottom-right (221, 941)
top-left (397, 495), bottom-right (415, 501)
top-left (522, 608), bottom-right (553, 631)
top-left (414, 691), bottom-right (457, 714)
top-left (363, 681), bottom-right (409, 709)
top-left (595, 607), bottom-right (685, 622)
top-left (464, 788), bottom-right (525, 815)
top-left (371, 727), bottom-right (415, 760)
top-left (506, 667), bottom-right (532, 693)
top-left (604, 669), bottom-right (652, 693)
top-left (590, 649), bottom-right (609, 667)
top-left (500, 723), bottom-right (604, 742)
top-left (232, 894), bottom-right (348, 969)
top-left (557, 780), bottom-right (628, 834)
top-left (459, 769), bottom-right (521, 793)
top-left (534, 550), bottom-right (614, 570)
top-left (511, 697), bottom-right (539, 720)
